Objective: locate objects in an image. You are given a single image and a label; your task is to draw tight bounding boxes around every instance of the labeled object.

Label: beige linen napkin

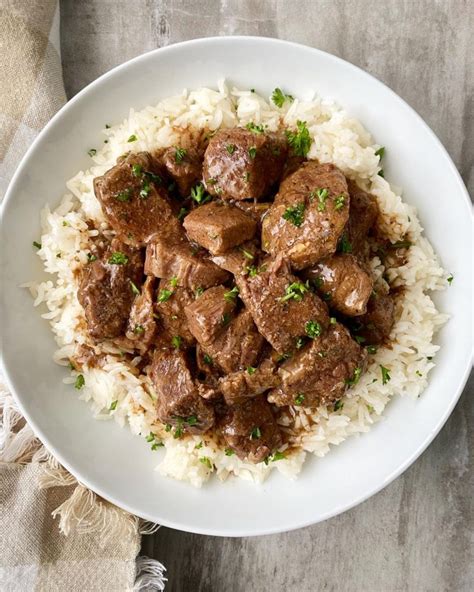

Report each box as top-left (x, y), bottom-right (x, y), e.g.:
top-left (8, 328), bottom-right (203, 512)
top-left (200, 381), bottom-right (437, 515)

top-left (0, 2), bottom-right (165, 590)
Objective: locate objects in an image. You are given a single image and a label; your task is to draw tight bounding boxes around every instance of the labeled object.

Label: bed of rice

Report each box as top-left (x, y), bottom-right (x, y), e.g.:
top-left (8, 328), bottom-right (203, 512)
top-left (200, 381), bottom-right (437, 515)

top-left (25, 80), bottom-right (450, 487)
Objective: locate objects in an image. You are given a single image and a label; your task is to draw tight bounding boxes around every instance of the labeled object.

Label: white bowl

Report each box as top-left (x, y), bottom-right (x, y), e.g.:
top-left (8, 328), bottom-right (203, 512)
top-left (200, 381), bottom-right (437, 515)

top-left (1, 37), bottom-right (472, 537)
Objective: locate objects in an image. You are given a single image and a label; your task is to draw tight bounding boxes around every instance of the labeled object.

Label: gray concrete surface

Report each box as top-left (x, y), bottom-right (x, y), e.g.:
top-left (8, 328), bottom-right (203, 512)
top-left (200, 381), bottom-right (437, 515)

top-left (60, 1), bottom-right (473, 590)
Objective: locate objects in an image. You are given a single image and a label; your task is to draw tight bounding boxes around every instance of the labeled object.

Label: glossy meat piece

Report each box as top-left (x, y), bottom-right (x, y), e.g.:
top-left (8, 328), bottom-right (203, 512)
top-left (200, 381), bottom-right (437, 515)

top-left (144, 235), bottom-right (230, 290)
top-left (184, 285), bottom-right (237, 346)
top-left (195, 345), bottom-right (222, 402)
top-left (219, 358), bottom-right (280, 406)
top-left (150, 345), bottom-right (215, 433)
top-left (268, 322), bottom-right (367, 409)
top-left (211, 240), bottom-right (260, 275)
top-left (235, 201), bottom-right (272, 228)
top-left (183, 202), bottom-right (257, 255)
top-left (346, 180), bottom-right (379, 257)
top-left (125, 276), bottom-right (158, 351)
top-left (220, 396), bottom-right (282, 463)
top-left (203, 128), bottom-right (288, 201)
top-left (303, 254), bottom-right (374, 316)
top-left (156, 280), bottom-right (196, 347)
top-left (262, 162), bottom-right (350, 270)
top-left (351, 293), bottom-right (395, 344)
top-left (236, 255), bottom-right (329, 354)
top-left (161, 145), bottom-right (203, 197)
top-left (201, 310), bottom-right (265, 374)
top-left (78, 239), bottom-right (143, 340)
top-left (93, 152), bottom-right (181, 246)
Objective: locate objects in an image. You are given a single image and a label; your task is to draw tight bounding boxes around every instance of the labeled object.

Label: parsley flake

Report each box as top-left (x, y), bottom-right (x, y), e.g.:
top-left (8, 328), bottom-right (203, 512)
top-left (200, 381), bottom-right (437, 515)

top-left (375, 146), bottom-right (385, 158)
top-left (250, 427), bottom-right (262, 440)
top-left (226, 144), bottom-right (236, 155)
top-left (345, 366), bottom-right (362, 386)
top-left (339, 233), bottom-right (353, 254)
top-left (334, 400), bottom-right (344, 411)
top-left (108, 252), bottom-right (128, 265)
top-left (203, 354), bottom-right (213, 365)
top-left (282, 202), bottom-right (305, 227)
top-left (334, 194), bottom-right (346, 210)
top-left (447, 274), bottom-right (454, 285)
top-left (115, 188), bottom-right (132, 202)
top-left (191, 183), bottom-right (211, 204)
top-left (286, 120), bottom-right (311, 157)
top-left (109, 400), bottom-right (118, 411)
top-left (171, 335), bottom-right (182, 349)
top-left (246, 122), bottom-right (266, 134)
top-left (294, 393), bottom-right (305, 405)
top-left (129, 280), bottom-right (140, 295)
top-left (127, 134), bottom-right (137, 142)
top-left (225, 448), bottom-right (235, 456)
top-left (305, 320), bottom-right (322, 338)
top-left (224, 286), bottom-right (239, 302)
top-left (279, 281), bottom-right (309, 303)
top-left (247, 366), bottom-right (256, 375)
top-left (88, 148), bottom-right (97, 157)
top-left (248, 146), bottom-right (257, 159)
top-left (33, 241), bottom-right (42, 249)
top-left (157, 289), bottom-right (172, 303)
top-left (271, 87), bottom-right (294, 108)
top-left (174, 147), bottom-right (187, 163)
top-left (74, 374), bottom-right (85, 390)
top-left (380, 365), bottom-right (391, 385)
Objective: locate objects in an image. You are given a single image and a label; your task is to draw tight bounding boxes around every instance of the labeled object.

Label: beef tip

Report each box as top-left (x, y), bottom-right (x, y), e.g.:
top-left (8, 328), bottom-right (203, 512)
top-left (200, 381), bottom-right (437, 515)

top-left (144, 235), bottom-right (230, 290)
top-left (236, 255), bottom-right (329, 354)
top-left (303, 254), bottom-right (374, 316)
top-left (346, 179), bottom-right (379, 258)
top-left (219, 358), bottom-right (280, 406)
top-left (150, 344), bottom-right (214, 433)
top-left (195, 345), bottom-right (222, 402)
top-left (125, 276), bottom-right (158, 351)
top-left (93, 152), bottom-right (181, 246)
top-left (156, 279), bottom-right (196, 347)
top-left (220, 396), bottom-right (282, 463)
top-left (78, 239), bottom-right (143, 340)
top-left (183, 202), bottom-right (257, 255)
top-left (235, 201), bottom-right (272, 228)
top-left (268, 323), bottom-right (367, 409)
top-left (203, 128), bottom-right (288, 201)
top-left (262, 162), bottom-right (350, 270)
top-left (184, 285), bottom-right (237, 346)
top-left (211, 240), bottom-right (260, 275)
top-left (200, 310), bottom-right (265, 374)
top-left (351, 293), bottom-right (395, 345)
top-left (160, 146), bottom-right (203, 198)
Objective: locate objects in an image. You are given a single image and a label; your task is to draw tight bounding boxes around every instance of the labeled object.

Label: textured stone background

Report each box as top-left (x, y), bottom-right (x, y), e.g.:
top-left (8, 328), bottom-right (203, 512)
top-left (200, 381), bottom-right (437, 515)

top-left (60, 1), bottom-right (473, 590)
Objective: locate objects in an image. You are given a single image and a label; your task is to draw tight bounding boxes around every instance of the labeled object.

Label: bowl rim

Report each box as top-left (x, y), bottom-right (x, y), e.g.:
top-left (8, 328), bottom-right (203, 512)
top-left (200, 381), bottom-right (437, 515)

top-left (1, 36), bottom-right (473, 537)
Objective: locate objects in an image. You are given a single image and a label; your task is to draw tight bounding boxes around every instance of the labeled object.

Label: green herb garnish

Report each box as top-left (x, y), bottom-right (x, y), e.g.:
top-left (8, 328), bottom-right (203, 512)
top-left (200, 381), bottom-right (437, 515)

top-left (248, 146), bottom-right (257, 159)
top-left (177, 207), bottom-right (188, 221)
top-left (286, 120), bottom-right (311, 157)
top-left (226, 144), bottom-right (236, 155)
top-left (108, 252), bottom-right (128, 265)
top-left (132, 164), bottom-right (143, 177)
top-left (380, 365), bottom-right (391, 385)
top-left (225, 448), bottom-right (235, 456)
top-left (134, 325), bottom-right (144, 334)
top-left (224, 286), bottom-right (239, 302)
top-left (174, 147), bottom-right (187, 163)
top-left (115, 188), bottom-right (132, 202)
top-left (271, 87), bottom-right (294, 108)
top-left (191, 183), bottom-right (211, 204)
top-left (447, 274), bottom-right (454, 285)
top-left (200, 457), bottom-right (213, 469)
top-left (33, 241), bottom-right (42, 249)
top-left (129, 280), bottom-right (140, 295)
top-left (88, 148), bottom-right (97, 157)
top-left (157, 289), bottom-right (172, 303)
top-left (282, 202), bottom-right (305, 227)
top-left (240, 247), bottom-right (254, 260)
top-left (329, 317), bottom-right (337, 324)
top-left (250, 427), bottom-right (261, 440)
top-left (127, 134), bottom-right (137, 142)
top-left (339, 233), bottom-right (353, 253)
top-left (171, 335), bottom-right (182, 349)
top-left (334, 194), bottom-right (346, 210)
top-left (109, 400), bottom-right (118, 411)
top-left (366, 345), bottom-right (378, 354)
top-left (279, 281), bottom-right (309, 303)
top-left (345, 366), bottom-right (362, 386)
top-left (305, 320), bottom-right (322, 338)
top-left (246, 122), bottom-right (266, 134)
top-left (294, 393), bottom-right (305, 405)
top-left (247, 366), bottom-right (256, 375)
top-left (334, 400), bottom-right (344, 411)
top-left (195, 287), bottom-right (204, 297)
top-left (203, 354), bottom-right (213, 365)
top-left (375, 146), bottom-right (385, 158)
top-left (221, 312), bottom-right (231, 326)
top-left (312, 188), bottom-right (329, 211)
top-left (74, 374), bottom-right (85, 390)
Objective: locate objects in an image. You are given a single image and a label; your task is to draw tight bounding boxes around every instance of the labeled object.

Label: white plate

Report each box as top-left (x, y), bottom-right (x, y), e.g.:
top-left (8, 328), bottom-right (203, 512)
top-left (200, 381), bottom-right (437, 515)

top-left (1, 37), bottom-right (472, 537)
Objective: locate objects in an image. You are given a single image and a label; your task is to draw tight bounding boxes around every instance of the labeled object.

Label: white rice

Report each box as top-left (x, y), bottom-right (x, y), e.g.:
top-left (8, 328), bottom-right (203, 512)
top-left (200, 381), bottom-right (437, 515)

top-left (26, 81), bottom-right (450, 488)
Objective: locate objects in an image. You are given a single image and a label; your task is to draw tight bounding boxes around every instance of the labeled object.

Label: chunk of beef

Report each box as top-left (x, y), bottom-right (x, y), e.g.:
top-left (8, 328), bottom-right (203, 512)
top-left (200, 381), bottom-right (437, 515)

top-left (161, 146), bottom-right (203, 197)
top-left (235, 201), bottom-right (272, 228)
top-left (200, 310), bottom-right (265, 374)
top-left (195, 345), bottom-right (222, 402)
top-left (235, 255), bottom-right (329, 354)
top-left (144, 235), bottom-right (230, 290)
top-left (150, 345), bottom-right (214, 433)
top-left (93, 152), bottom-right (181, 246)
top-left (203, 128), bottom-right (288, 201)
top-left (346, 180), bottom-right (379, 258)
top-left (184, 285), bottom-right (237, 346)
top-left (268, 323), bottom-right (367, 409)
top-left (220, 396), bottom-right (282, 463)
top-left (156, 280), bottom-right (196, 347)
top-left (211, 240), bottom-right (260, 275)
top-left (351, 293), bottom-right (395, 345)
top-left (183, 202), bottom-right (257, 255)
top-left (262, 162), bottom-right (350, 270)
top-left (78, 239), bottom-right (143, 340)
top-left (303, 254), bottom-right (374, 316)
top-left (125, 276), bottom-right (158, 351)
top-left (219, 358), bottom-right (280, 406)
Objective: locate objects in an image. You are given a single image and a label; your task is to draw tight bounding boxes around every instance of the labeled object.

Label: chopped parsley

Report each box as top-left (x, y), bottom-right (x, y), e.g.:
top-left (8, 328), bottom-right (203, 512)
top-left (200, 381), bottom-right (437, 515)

top-left (345, 366), bottom-right (362, 386)
top-left (171, 335), bottom-right (182, 349)
top-left (250, 426), bottom-right (262, 440)
top-left (134, 325), bottom-right (144, 334)
top-left (105, 124), bottom-right (111, 129)
top-left (129, 280), bottom-right (140, 295)
top-left (225, 448), bottom-right (235, 456)
top-left (151, 441), bottom-right (164, 451)
top-left (329, 317), bottom-right (337, 324)
top-left (247, 366), bottom-right (256, 375)
top-left (169, 277), bottom-right (178, 288)
top-left (221, 312), bottom-right (231, 326)
top-left (132, 164), bottom-right (143, 177)
top-left (294, 393), bottom-right (305, 405)
top-left (157, 289), bottom-right (172, 303)
top-left (334, 194), bottom-right (346, 210)
top-left (195, 441), bottom-right (203, 450)
top-left (305, 320), bottom-right (322, 338)
top-left (390, 240), bottom-right (412, 249)
top-left (226, 144), bottom-right (236, 155)
top-left (366, 345), bottom-right (378, 354)
top-left (264, 451), bottom-right (286, 464)
top-left (286, 120), bottom-right (311, 157)
top-left (378, 169), bottom-right (385, 178)
top-left (86, 253), bottom-right (97, 262)
top-left (248, 146), bottom-right (257, 159)
top-left (203, 354), bottom-right (213, 365)
top-left (139, 181), bottom-right (151, 199)
top-left (109, 400), bottom-right (118, 411)
top-left (334, 400), bottom-right (344, 411)
top-left (200, 457), bottom-right (213, 470)
top-left (174, 147), bottom-right (187, 163)
top-left (191, 183), bottom-right (211, 204)
top-left (74, 374), bottom-right (85, 390)
top-left (282, 202), bottom-right (305, 227)
top-left (185, 416), bottom-right (198, 426)
top-left (243, 172), bottom-right (251, 182)
top-left (271, 87), bottom-right (294, 108)
top-left (115, 188), bottom-right (132, 202)
top-left (311, 276), bottom-right (323, 289)
top-left (311, 188), bottom-right (329, 211)
top-left (246, 122), bottom-right (266, 134)
top-left (375, 146), bottom-right (385, 158)
top-left (108, 252), bottom-right (128, 265)
top-left (33, 241), bottom-right (42, 249)
top-left (177, 207), bottom-right (188, 221)
top-left (195, 287), bottom-right (204, 297)
top-left (339, 233), bottom-right (353, 253)
top-left (295, 336), bottom-right (306, 349)
top-left (240, 247), bottom-right (254, 260)
top-left (279, 281), bottom-right (309, 303)
top-left (127, 134), bottom-right (137, 142)
top-left (447, 274), bottom-right (454, 285)
top-left (224, 286), bottom-right (239, 302)
top-left (380, 365), bottom-right (391, 385)
top-left (354, 335), bottom-right (366, 344)
top-left (87, 148), bottom-right (97, 157)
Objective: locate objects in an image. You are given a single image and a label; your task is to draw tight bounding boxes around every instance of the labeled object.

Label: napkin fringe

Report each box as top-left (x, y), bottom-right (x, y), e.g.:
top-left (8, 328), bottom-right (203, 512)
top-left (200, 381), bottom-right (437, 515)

top-left (134, 555), bottom-right (167, 591)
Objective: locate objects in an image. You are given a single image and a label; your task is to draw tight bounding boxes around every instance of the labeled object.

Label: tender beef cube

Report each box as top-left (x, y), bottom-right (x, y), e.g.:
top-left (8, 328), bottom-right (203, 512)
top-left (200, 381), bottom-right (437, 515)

top-left (150, 345), bottom-right (214, 433)
top-left (183, 202), bottom-right (257, 255)
top-left (268, 323), bottom-right (367, 409)
top-left (78, 239), bottom-right (143, 340)
top-left (125, 276), bottom-right (158, 351)
top-left (201, 310), bottom-right (265, 374)
top-left (219, 358), bottom-right (280, 406)
top-left (262, 162), bottom-right (350, 270)
top-left (156, 280), bottom-right (196, 347)
top-left (161, 146), bottom-right (203, 197)
top-left (211, 240), bottom-right (260, 275)
top-left (184, 285), bottom-right (237, 346)
top-left (203, 128), bottom-right (288, 201)
top-left (144, 235), bottom-right (230, 290)
top-left (346, 180), bottom-right (379, 257)
top-left (195, 345), bottom-right (222, 402)
top-left (352, 293), bottom-right (395, 344)
top-left (93, 152), bottom-right (181, 246)
top-left (220, 396), bottom-right (282, 463)
top-left (235, 201), bottom-right (272, 228)
top-left (236, 255), bottom-right (329, 354)
top-left (303, 254), bottom-right (374, 316)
